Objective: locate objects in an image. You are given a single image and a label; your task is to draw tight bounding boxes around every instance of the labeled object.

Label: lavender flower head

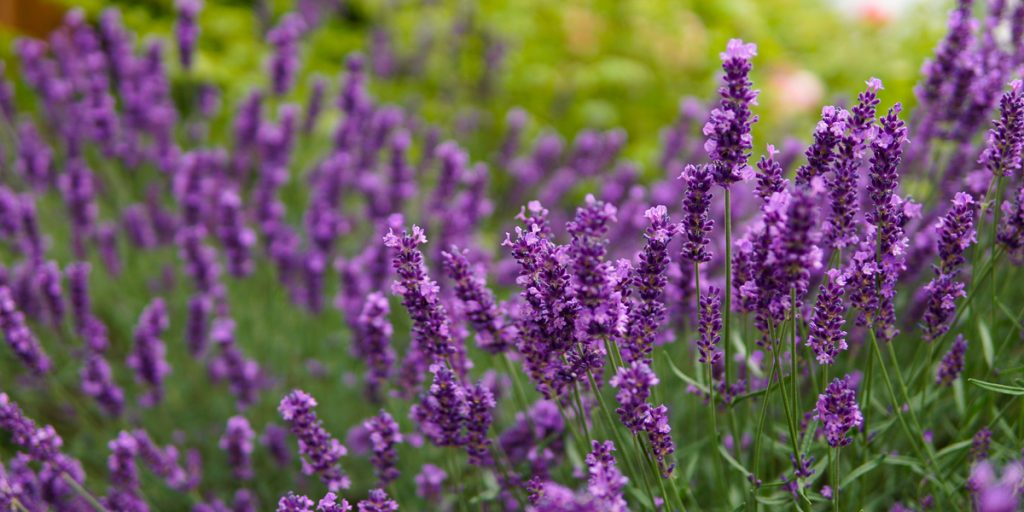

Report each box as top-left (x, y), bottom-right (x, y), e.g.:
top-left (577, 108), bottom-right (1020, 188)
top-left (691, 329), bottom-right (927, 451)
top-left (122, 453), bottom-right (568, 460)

top-left (610, 361), bottom-right (657, 434)
top-left (411, 363), bottom-right (467, 447)
top-left (365, 411), bottom-right (401, 486)
top-left (442, 247), bottom-right (513, 354)
top-left (384, 225), bottom-right (456, 360)
top-left (585, 440), bottom-right (628, 512)
top-left (978, 80), bottom-right (1024, 178)
top-left (278, 390), bottom-right (350, 491)
top-left (936, 192), bottom-right (978, 275)
top-left (645, 404), bottom-right (676, 477)
top-left (815, 376), bottom-right (863, 448)
top-left (357, 489), bottom-right (398, 512)
top-left (696, 286), bottom-right (723, 364)
top-left (415, 463), bottom-right (446, 502)
top-left (354, 292), bottom-right (395, 402)
top-left (806, 269), bottom-right (848, 365)
top-left (936, 335), bottom-right (968, 385)
top-left (0, 286), bottom-right (51, 374)
top-left (175, 0), bottom-right (202, 70)
top-left (219, 416), bottom-right (255, 480)
top-left (622, 205), bottom-right (677, 365)
top-left (567, 194), bottom-right (621, 343)
top-left (463, 382), bottom-right (496, 466)
top-left (704, 39), bottom-right (759, 186)
top-left (679, 164), bottom-right (714, 263)
top-left (126, 298), bottom-right (170, 406)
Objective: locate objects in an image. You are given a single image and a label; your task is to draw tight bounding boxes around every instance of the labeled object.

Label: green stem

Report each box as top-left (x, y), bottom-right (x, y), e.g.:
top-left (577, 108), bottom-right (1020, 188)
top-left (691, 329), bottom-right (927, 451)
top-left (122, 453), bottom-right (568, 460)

top-left (724, 187), bottom-right (734, 386)
top-left (62, 473), bottom-right (109, 512)
top-left (790, 288), bottom-right (800, 436)
top-left (749, 341), bottom-right (780, 505)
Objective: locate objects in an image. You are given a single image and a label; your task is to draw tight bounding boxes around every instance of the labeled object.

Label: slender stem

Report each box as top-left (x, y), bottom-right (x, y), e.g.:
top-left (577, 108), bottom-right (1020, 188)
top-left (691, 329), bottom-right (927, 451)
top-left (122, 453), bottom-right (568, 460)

top-left (696, 263), bottom-right (726, 494)
top-left (724, 187), bottom-right (734, 386)
top-left (790, 288), bottom-right (800, 434)
top-left (501, 353), bottom-right (535, 430)
top-left (862, 334), bottom-right (874, 445)
top-left (832, 448), bottom-right (840, 512)
top-left (750, 340), bottom-right (780, 503)
top-left (62, 473), bottom-right (110, 512)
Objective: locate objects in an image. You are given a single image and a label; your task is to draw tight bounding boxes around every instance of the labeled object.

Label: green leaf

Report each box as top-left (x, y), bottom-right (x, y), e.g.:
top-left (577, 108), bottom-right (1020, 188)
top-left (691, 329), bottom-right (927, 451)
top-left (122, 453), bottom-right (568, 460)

top-left (978, 318), bottom-right (994, 369)
top-left (839, 455), bottom-right (884, 489)
top-left (968, 378), bottom-right (1024, 396)
top-left (718, 445), bottom-right (750, 477)
top-left (935, 439), bottom-right (972, 459)
top-left (664, 353), bottom-right (708, 394)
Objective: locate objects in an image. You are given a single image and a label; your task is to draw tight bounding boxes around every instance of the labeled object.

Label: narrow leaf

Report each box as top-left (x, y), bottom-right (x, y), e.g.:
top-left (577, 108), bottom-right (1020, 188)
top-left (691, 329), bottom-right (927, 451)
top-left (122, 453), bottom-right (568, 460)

top-left (968, 378), bottom-right (1024, 396)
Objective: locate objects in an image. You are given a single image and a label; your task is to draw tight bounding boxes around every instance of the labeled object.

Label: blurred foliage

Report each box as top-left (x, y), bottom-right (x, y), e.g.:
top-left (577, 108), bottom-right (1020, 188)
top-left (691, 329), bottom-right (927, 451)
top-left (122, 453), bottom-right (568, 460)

top-left (7, 0), bottom-right (953, 169)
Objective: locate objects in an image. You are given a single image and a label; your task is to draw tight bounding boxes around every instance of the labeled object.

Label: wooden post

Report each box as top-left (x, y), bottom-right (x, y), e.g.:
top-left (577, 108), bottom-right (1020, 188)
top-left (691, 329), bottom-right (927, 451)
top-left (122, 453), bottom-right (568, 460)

top-left (0, 0), bottom-right (66, 38)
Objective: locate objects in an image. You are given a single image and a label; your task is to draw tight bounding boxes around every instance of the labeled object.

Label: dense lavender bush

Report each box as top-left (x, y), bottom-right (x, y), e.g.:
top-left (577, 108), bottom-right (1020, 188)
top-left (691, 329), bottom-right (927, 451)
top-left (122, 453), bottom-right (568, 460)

top-left (2, 2), bottom-right (1024, 511)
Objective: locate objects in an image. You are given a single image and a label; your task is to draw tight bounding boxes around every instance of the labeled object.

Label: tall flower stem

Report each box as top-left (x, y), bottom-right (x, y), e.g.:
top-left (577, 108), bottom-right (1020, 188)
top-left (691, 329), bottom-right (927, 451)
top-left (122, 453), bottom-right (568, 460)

top-left (831, 448), bottom-right (840, 512)
top-left (790, 288), bottom-right (800, 433)
top-left (695, 264), bottom-right (726, 494)
top-left (501, 353), bottom-right (535, 430)
top-left (62, 473), bottom-right (110, 512)
top-left (724, 188), bottom-right (734, 385)
top-left (749, 340), bottom-right (781, 505)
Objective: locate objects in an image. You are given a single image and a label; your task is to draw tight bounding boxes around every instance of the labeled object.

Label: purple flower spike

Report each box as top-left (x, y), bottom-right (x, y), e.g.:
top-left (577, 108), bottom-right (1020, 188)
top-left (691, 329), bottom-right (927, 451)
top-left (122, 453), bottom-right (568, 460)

top-left (278, 390), bottom-right (350, 491)
top-left (220, 416), bottom-right (255, 480)
top-left (755, 144), bottom-right (786, 202)
top-left (567, 194), bottom-right (621, 358)
top-left (278, 493), bottom-right (314, 512)
top-left (704, 38), bottom-right (759, 186)
top-left (979, 80), bottom-right (1024, 178)
top-left (268, 14), bottom-right (306, 96)
top-left (999, 185), bottom-right (1024, 259)
top-left (0, 286), bottom-right (51, 374)
top-left (35, 261), bottom-right (65, 328)
top-left (937, 192), bottom-right (978, 275)
top-left (797, 106), bottom-right (848, 186)
top-left (217, 189), bottom-right (256, 277)
top-left (81, 353), bottom-right (125, 417)
top-left (645, 404), bottom-right (676, 477)
top-left (936, 335), bottom-right (968, 385)
top-left (815, 376), bottom-right (863, 448)
top-left (622, 206), bottom-right (677, 365)
top-left (415, 463), bottom-right (446, 502)
top-left (696, 286), bottom-right (724, 365)
top-left (354, 292), bottom-right (395, 402)
top-left (357, 489), bottom-right (398, 512)
top-left (464, 382), bottom-right (496, 466)
top-left (442, 247), bottom-right (513, 354)
top-left (365, 411), bottom-right (401, 486)
top-left (384, 225), bottom-right (456, 361)
top-left (610, 361), bottom-right (657, 434)
top-left (806, 269), bottom-right (848, 365)
top-left (586, 440), bottom-right (628, 512)
top-left (105, 431), bottom-right (146, 511)
top-left (175, 0), bottom-right (202, 70)
top-left (318, 492), bottom-right (352, 512)
top-left (967, 459), bottom-right (1023, 512)
top-left (679, 164), bottom-right (714, 264)
top-left (411, 364), bottom-right (468, 447)
top-left (127, 298), bottom-right (170, 407)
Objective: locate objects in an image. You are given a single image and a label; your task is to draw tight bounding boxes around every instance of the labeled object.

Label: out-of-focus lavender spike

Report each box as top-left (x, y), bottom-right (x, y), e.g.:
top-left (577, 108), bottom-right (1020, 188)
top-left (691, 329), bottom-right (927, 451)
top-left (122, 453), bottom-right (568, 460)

top-left (411, 363), bottom-right (468, 447)
top-left (0, 186), bottom-right (19, 241)
top-left (370, 26), bottom-right (396, 78)
top-left (220, 416), bottom-right (255, 480)
top-left (0, 286), bottom-right (51, 374)
top-left (208, 316), bottom-right (265, 408)
top-left (18, 194), bottom-right (44, 263)
top-left (35, 261), bottom-right (64, 328)
top-left (365, 411), bottom-right (401, 486)
top-left (59, 158), bottom-right (98, 258)
top-left (278, 390), bottom-right (350, 491)
top-left (999, 183), bottom-right (1024, 260)
top-left (586, 440), bottom-right (628, 512)
top-left (429, 141), bottom-right (468, 221)
top-left (126, 298), bottom-right (170, 407)
top-left (499, 108), bottom-right (527, 169)
top-left (81, 353), bottom-right (125, 417)
top-left (415, 463), bottom-right (447, 502)
top-left (463, 382), bottom-right (495, 466)
top-left (660, 97), bottom-right (703, 169)
top-left (217, 189), bottom-right (256, 278)
top-left (15, 121), bottom-right (53, 191)
top-left (97, 222), bottom-right (122, 276)
top-left (175, 0), bottom-right (202, 70)
top-left (356, 489), bottom-right (398, 512)
top-left (268, 14), bottom-right (305, 96)
top-left (610, 361), bottom-right (656, 434)
top-left (936, 335), bottom-right (968, 385)
top-left (66, 262), bottom-right (91, 334)
top-left (262, 424), bottom-right (291, 466)
top-left (303, 75), bottom-right (327, 134)
top-left (132, 429), bottom-right (189, 490)
top-left (104, 431), bottom-right (146, 511)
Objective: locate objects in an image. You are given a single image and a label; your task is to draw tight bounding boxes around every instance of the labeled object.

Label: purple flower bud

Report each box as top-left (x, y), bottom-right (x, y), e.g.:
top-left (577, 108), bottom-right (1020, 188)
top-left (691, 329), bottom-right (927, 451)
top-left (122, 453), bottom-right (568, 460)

top-left (936, 335), bottom-right (968, 385)
top-left (679, 164), bottom-right (715, 263)
top-left (586, 440), bottom-right (628, 511)
top-left (356, 489), bottom-right (397, 512)
top-left (384, 225), bottom-right (456, 361)
top-left (442, 247), bottom-right (512, 354)
top-left (220, 416), bottom-right (255, 480)
top-left (704, 39), bottom-right (759, 186)
top-left (0, 286), bottom-right (51, 374)
top-left (622, 206), bottom-right (677, 365)
top-left (175, 0), bottom-right (202, 69)
top-left (696, 286), bottom-right (724, 365)
top-left (806, 269), bottom-right (848, 365)
top-left (645, 404), bottom-right (676, 477)
top-left (411, 364), bottom-right (468, 447)
top-left (126, 298), bottom-right (170, 407)
top-left (278, 390), bottom-right (350, 491)
top-left (610, 361), bottom-right (657, 434)
top-left (797, 106), bottom-right (847, 186)
top-left (815, 376), bottom-right (863, 448)
top-left (81, 353), bottom-right (125, 417)
top-left (415, 463), bottom-right (446, 502)
top-left (979, 80), bottom-right (1024, 178)
top-left (365, 411), bottom-right (401, 486)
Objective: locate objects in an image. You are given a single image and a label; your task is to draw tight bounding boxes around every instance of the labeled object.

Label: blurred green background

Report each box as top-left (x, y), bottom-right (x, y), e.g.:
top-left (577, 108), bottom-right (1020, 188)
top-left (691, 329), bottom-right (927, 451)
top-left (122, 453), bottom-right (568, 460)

top-left (2, 0), bottom-right (952, 167)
